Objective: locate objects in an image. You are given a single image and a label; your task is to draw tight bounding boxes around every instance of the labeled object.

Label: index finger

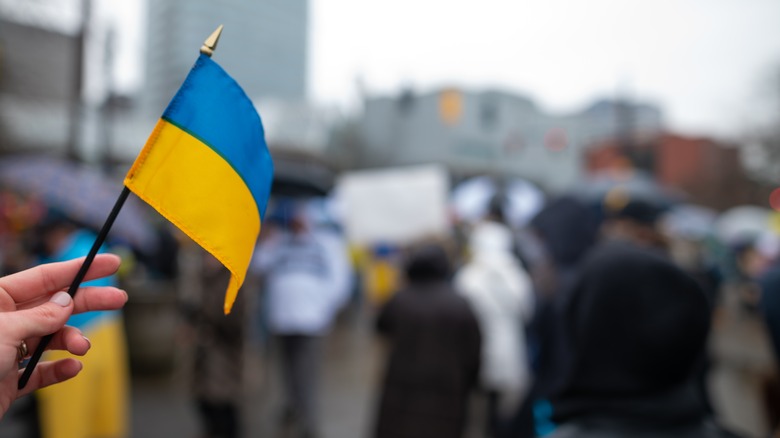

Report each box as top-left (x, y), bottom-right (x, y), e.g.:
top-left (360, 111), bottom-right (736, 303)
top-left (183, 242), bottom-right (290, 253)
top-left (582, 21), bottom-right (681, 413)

top-left (0, 254), bottom-right (121, 303)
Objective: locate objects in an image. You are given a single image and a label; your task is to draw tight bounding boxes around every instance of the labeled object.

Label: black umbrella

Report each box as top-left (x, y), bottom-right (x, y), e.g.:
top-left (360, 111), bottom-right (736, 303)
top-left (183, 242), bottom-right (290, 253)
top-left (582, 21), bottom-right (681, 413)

top-left (271, 158), bottom-right (334, 198)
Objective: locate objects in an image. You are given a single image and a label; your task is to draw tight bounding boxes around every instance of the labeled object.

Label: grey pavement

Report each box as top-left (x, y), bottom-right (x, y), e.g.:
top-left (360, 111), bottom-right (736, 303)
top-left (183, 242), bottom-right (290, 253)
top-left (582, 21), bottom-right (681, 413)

top-left (130, 310), bottom-right (384, 438)
top-left (130, 285), bottom-right (780, 438)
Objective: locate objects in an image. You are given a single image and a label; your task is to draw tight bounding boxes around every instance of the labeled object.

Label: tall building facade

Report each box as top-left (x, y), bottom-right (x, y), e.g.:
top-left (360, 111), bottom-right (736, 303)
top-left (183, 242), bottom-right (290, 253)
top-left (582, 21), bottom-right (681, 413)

top-left (0, 0), bottom-right (310, 161)
top-left (143, 0), bottom-right (308, 114)
top-left (0, 2), bottom-right (81, 153)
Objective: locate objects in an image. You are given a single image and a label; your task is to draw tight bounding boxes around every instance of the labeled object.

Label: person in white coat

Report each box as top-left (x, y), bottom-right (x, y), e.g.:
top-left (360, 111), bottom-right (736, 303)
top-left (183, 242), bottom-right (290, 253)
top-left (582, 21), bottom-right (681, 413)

top-left (454, 205), bottom-right (535, 438)
top-left (252, 199), bottom-right (352, 438)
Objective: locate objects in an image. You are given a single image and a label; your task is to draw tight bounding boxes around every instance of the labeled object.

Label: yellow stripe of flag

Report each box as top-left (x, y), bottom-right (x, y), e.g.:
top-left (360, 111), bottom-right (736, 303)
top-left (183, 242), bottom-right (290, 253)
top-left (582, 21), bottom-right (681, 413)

top-left (125, 54), bottom-right (273, 313)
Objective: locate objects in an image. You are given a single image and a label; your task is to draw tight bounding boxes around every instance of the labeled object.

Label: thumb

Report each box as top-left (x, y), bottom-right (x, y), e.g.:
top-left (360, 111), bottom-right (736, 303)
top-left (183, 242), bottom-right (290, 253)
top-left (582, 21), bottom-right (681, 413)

top-left (6, 292), bottom-right (73, 341)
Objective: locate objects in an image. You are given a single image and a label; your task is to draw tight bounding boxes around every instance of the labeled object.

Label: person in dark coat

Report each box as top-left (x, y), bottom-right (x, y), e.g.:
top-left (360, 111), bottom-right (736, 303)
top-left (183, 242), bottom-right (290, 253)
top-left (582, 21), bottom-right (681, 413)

top-left (548, 241), bottom-right (740, 438)
top-left (758, 264), bottom-right (780, 435)
top-left (179, 249), bottom-right (246, 438)
top-left (518, 195), bottom-right (601, 436)
top-left (373, 242), bottom-right (482, 438)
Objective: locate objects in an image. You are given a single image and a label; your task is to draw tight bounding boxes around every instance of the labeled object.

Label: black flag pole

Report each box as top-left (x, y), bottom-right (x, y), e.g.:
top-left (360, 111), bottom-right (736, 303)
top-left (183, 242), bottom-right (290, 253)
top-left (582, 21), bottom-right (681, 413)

top-left (18, 187), bottom-right (130, 390)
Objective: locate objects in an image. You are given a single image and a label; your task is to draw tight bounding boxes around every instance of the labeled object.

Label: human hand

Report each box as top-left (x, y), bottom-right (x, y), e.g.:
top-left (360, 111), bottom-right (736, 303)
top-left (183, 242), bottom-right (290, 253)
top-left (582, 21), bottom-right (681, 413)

top-left (0, 254), bottom-right (127, 418)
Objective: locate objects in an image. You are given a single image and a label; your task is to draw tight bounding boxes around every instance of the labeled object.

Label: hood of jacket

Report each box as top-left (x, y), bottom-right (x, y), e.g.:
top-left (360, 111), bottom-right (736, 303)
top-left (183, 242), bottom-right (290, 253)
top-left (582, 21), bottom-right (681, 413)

top-left (552, 241), bottom-right (711, 426)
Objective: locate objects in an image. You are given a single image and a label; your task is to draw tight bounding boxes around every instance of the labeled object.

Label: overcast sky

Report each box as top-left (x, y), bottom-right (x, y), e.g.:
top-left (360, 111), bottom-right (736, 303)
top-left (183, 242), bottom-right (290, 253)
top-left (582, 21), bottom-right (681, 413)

top-left (309, 0), bottom-right (780, 139)
top-left (104, 0), bottom-right (780, 139)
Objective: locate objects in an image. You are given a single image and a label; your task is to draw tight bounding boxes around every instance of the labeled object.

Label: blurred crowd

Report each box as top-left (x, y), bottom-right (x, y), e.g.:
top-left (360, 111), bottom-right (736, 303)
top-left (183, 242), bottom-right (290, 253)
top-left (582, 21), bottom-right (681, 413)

top-left (1, 163), bottom-right (780, 438)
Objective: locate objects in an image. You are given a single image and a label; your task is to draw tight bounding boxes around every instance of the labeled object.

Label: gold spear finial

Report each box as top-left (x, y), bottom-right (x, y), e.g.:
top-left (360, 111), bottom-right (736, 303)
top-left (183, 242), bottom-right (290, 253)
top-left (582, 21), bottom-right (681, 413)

top-left (200, 25), bottom-right (224, 57)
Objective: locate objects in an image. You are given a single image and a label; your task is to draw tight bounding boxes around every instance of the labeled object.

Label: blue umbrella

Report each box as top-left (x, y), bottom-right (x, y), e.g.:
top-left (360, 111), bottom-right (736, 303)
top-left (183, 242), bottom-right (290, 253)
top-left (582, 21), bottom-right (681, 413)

top-left (0, 155), bottom-right (158, 253)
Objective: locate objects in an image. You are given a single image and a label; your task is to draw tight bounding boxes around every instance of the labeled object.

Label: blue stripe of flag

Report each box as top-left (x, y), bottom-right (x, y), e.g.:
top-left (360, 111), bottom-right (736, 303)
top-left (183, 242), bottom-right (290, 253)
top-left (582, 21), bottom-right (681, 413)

top-left (161, 54), bottom-right (274, 218)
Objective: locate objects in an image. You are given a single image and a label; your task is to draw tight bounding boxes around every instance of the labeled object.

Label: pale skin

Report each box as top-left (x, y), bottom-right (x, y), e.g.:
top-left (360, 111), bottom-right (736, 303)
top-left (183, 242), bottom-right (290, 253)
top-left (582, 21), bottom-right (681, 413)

top-left (0, 254), bottom-right (127, 418)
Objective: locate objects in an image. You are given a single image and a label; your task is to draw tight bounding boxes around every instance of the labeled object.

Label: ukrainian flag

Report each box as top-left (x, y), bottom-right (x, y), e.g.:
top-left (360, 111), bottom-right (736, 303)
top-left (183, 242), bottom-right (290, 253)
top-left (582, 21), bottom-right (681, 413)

top-left (125, 53), bottom-right (274, 314)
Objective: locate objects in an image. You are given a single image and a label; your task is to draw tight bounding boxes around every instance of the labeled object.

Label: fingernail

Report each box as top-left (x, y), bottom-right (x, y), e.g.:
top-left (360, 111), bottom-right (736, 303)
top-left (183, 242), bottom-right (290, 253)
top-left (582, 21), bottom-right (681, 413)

top-left (49, 292), bottom-right (72, 307)
top-left (82, 336), bottom-right (91, 349)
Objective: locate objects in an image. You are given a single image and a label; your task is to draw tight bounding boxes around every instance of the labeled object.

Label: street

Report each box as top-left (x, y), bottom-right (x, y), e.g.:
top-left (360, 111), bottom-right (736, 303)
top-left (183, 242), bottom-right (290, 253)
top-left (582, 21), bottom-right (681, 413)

top-left (0, 288), bottom-right (773, 438)
top-left (130, 309), bottom-right (385, 438)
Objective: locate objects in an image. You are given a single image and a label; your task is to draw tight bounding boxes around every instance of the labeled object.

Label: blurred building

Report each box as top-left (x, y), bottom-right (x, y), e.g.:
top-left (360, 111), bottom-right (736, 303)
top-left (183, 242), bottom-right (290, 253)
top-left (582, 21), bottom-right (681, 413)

top-left (356, 88), bottom-right (663, 193)
top-left (1, 0), bottom-right (318, 163)
top-left (586, 133), bottom-right (770, 210)
top-left (0, 0), bottom-right (140, 164)
top-left (0, 3), bottom-right (80, 153)
top-left (259, 98), bottom-right (338, 157)
top-left (141, 0), bottom-right (333, 162)
top-left (143, 0), bottom-right (308, 114)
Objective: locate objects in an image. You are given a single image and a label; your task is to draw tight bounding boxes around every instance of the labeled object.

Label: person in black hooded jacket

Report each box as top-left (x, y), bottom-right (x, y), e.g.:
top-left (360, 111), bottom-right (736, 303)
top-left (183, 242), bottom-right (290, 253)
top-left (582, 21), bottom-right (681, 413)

top-left (547, 241), bottom-right (740, 438)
